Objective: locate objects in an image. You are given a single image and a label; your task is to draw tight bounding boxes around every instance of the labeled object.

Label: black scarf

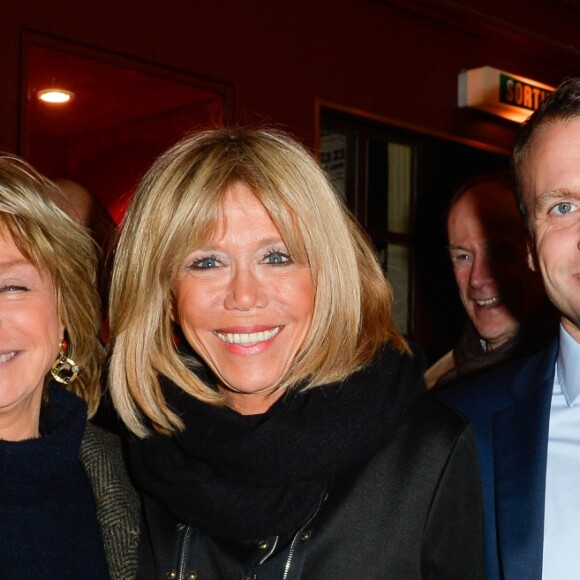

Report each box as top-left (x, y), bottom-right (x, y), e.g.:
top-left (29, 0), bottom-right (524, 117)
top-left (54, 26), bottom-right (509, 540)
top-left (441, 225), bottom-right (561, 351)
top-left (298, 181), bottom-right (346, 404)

top-left (436, 300), bottom-right (559, 389)
top-left (129, 344), bottom-right (424, 543)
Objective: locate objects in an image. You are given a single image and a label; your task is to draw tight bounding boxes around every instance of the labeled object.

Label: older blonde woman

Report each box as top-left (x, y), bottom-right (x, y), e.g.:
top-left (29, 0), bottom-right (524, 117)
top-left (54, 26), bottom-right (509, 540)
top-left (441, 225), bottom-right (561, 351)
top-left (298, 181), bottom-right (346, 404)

top-left (0, 156), bottom-right (139, 579)
top-left (109, 128), bottom-right (483, 579)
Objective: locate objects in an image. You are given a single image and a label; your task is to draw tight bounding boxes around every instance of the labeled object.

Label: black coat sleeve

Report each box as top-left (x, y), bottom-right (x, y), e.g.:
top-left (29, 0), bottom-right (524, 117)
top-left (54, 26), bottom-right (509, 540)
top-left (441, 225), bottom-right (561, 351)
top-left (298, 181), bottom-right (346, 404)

top-left (421, 423), bottom-right (484, 579)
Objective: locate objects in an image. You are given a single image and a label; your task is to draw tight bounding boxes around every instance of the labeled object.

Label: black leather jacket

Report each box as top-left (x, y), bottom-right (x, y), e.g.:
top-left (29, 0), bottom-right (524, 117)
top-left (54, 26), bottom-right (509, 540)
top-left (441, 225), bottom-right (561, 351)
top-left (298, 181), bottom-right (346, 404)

top-left (137, 396), bottom-right (483, 580)
top-left (140, 489), bottom-right (326, 580)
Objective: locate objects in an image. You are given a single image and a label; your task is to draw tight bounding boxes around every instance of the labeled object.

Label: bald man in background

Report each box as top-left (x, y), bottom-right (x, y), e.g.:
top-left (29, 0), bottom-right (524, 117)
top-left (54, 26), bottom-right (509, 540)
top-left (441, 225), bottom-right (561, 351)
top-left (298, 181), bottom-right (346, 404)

top-left (426, 173), bottom-right (557, 389)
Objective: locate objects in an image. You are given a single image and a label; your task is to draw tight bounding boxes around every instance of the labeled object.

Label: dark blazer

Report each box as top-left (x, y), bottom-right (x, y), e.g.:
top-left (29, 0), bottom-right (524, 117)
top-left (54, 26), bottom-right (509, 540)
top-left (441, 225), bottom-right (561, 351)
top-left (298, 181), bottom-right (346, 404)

top-left (137, 396), bottom-right (484, 579)
top-left (438, 339), bottom-right (558, 580)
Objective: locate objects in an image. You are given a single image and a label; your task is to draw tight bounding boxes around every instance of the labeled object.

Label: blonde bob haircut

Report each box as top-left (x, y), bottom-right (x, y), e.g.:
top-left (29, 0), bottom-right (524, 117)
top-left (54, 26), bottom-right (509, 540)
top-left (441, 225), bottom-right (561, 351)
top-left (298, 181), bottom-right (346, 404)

top-left (109, 128), bottom-right (407, 437)
top-left (0, 156), bottom-right (103, 417)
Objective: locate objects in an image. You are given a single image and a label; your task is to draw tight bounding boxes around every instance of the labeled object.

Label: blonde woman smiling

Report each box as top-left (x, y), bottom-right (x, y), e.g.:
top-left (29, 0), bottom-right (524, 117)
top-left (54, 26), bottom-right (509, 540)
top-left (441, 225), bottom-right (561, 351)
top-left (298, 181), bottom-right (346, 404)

top-left (109, 128), bottom-right (483, 579)
top-left (0, 156), bottom-right (139, 579)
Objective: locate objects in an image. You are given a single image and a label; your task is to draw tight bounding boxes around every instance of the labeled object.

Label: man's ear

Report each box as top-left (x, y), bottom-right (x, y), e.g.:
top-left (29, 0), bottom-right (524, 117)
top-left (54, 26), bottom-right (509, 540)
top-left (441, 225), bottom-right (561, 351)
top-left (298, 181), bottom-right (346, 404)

top-left (527, 238), bottom-right (537, 272)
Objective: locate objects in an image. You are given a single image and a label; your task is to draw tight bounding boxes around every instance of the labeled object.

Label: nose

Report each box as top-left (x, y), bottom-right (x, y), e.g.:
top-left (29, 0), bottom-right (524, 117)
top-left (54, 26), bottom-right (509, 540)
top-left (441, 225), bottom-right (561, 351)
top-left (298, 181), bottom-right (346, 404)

top-left (469, 255), bottom-right (495, 289)
top-left (224, 267), bottom-right (268, 311)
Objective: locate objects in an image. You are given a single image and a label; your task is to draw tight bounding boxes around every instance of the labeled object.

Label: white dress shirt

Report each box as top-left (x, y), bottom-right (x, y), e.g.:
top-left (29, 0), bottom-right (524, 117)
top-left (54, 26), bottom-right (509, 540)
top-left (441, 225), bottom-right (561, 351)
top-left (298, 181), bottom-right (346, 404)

top-left (542, 325), bottom-right (580, 579)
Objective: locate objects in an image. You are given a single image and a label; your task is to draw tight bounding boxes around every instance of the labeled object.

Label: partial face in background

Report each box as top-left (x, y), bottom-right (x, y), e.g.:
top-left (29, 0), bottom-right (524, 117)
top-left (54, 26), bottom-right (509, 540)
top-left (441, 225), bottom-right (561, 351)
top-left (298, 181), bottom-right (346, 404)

top-left (0, 230), bottom-right (64, 440)
top-left (520, 118), bottom-right (580, 343)
top-left (172, 183), bottom-right (315, 415)
top-left (448, 181), bottom-right (543, 349)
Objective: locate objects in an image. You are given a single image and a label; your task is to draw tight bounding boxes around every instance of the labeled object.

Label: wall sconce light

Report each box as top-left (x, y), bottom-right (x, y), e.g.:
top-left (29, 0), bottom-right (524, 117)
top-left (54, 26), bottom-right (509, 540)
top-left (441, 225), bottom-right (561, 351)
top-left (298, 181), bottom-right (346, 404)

top-left (37, 88), bottom-right (75, 104)
top-left (458, 66), bottom-right (554, 123)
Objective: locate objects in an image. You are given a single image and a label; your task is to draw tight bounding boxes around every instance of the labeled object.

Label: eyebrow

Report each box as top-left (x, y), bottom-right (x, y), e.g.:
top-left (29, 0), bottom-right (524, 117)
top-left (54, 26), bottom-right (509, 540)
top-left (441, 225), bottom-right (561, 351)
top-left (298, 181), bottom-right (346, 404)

top-left (194, 236), bottom-right (286, 251)
top-left (0, 259), bottom-right (32, 273)
top-left (257, 236), bottom-right (286, 247)
top-left (535, 189), bottom-right (580, 208)
top-left (447, 239), bottom-right (516, 251)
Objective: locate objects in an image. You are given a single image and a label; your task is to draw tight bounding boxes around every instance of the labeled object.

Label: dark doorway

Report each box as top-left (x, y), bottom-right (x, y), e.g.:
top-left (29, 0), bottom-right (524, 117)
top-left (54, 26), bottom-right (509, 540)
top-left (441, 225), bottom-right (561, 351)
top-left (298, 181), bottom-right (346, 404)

top-left (320, 106), bottom-right (509, 362)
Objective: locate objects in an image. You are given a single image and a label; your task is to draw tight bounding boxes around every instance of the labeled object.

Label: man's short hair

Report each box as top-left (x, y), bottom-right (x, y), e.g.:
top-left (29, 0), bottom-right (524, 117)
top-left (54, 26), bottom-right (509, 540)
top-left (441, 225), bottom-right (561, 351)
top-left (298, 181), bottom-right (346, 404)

top-left (512, 78), bottom-right (580, 229)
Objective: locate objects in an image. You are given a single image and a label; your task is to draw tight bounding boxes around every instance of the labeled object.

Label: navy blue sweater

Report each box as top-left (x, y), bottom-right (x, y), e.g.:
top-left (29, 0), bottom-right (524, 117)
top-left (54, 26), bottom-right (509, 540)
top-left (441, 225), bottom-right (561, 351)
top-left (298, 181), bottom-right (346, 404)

top-left (0, 385), bottom-right (109, 579)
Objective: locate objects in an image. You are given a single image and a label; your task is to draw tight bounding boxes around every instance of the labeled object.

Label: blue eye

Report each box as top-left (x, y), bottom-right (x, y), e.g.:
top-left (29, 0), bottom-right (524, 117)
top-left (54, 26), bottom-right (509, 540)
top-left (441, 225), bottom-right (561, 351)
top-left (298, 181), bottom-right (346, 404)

top-left (263, 250), bottom-right (291, 265)
top-left (190, 255), bottom-right (220, 269)
top-left (552, 202), bottom-right (576, 215)
top-left (0, 285), bottom-right (28, 293)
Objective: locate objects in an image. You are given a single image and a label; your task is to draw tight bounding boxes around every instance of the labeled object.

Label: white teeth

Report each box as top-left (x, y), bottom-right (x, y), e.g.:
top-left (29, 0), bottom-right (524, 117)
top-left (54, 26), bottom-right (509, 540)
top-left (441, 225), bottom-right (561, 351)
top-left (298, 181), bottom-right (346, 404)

top-left (0, 352), bottom-right (16, 363)
top-left (216, 327), bottom-right (281, 345)
top-left (475, 297), bottom-right (501, 307)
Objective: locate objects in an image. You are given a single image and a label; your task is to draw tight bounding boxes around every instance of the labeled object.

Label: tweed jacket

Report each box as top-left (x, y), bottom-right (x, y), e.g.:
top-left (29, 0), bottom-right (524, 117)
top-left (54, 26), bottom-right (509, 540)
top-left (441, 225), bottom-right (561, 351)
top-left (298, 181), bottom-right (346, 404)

top-left (80, 423), bottom-right (141, 580)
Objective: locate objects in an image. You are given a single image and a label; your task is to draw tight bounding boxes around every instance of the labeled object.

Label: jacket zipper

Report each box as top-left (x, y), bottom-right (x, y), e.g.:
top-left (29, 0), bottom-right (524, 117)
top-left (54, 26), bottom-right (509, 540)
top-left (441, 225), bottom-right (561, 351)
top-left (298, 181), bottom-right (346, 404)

top-left (282, 492), bottom-right (327, 580)
top-left (177, 524), bottom-right (193, 580)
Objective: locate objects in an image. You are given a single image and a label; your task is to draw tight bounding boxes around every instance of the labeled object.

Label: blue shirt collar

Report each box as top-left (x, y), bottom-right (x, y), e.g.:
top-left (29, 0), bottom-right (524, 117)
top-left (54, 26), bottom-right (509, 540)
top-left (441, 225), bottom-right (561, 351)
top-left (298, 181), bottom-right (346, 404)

top-left (556, 324), bottom-right (580, 406)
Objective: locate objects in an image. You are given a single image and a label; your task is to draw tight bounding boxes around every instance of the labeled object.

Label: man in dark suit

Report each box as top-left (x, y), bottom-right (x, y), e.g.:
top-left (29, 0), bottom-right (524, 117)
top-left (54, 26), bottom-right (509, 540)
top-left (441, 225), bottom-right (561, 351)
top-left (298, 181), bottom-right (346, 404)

top-left (440, 77), bottom-right (580, 580)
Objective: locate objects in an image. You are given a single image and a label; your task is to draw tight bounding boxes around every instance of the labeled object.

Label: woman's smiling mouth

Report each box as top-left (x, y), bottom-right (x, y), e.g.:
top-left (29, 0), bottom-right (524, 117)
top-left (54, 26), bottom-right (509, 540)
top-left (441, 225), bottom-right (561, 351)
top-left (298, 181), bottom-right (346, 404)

top-left (215, 326), bottom-right (282, 346)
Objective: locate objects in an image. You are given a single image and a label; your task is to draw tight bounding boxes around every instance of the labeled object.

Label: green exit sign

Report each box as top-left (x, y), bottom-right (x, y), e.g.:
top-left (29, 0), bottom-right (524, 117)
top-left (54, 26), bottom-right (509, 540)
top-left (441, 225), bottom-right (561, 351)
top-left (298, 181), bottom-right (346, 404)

top-left (459, 67), bottom-right (555, 122)
top-left (499, 74), bottom-right (553, 112)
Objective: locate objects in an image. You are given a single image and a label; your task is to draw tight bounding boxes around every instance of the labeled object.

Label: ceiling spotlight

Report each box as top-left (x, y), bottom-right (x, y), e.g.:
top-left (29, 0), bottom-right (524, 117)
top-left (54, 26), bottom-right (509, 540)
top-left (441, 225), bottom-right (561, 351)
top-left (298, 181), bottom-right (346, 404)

top-left (37, 89), bottom-right (75, 104)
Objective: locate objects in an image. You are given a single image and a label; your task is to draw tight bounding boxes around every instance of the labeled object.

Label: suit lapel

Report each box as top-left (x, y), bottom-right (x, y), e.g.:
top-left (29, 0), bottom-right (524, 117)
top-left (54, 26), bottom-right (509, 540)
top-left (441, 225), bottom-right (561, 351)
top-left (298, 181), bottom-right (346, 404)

top-left (493, 341), bottom-right (557, 580)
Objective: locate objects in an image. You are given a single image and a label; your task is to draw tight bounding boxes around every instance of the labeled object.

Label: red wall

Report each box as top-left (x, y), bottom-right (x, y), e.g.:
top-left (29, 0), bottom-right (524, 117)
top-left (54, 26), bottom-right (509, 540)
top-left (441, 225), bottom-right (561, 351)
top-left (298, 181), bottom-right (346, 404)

top-left (3, 0), bottom-right (580, 155)
top-left (3, 0), bottom-right (580, 355)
